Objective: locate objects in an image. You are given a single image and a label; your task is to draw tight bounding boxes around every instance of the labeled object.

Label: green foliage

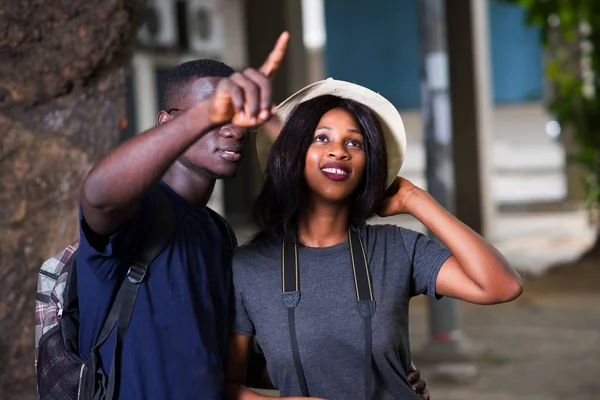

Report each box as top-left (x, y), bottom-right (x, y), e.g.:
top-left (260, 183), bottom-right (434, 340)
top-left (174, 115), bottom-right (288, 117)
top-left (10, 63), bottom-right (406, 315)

top-left (500, 0), bottom-right (600, 212)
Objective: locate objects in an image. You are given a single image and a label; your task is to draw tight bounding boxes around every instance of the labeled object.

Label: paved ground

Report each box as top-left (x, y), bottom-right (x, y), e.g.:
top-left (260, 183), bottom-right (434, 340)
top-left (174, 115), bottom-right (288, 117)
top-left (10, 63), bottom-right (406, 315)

top-left (410, 290), bottom-right (600, 400)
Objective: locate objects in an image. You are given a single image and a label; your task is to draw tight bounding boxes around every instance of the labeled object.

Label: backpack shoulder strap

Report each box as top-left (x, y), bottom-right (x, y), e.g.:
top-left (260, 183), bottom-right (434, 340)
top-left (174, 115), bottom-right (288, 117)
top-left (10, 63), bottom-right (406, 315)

top-left (71, 187), bottom-right (174, 338)
top-left (130, 187), bottom-right (176, 279)
top-left (206, 207), bottom-right (237, 252)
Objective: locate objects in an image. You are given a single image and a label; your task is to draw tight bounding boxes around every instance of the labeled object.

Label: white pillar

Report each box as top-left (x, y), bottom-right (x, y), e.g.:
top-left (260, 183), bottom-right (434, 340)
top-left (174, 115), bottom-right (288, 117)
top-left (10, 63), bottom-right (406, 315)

top-left (131, 53), bottom-right (159, 132)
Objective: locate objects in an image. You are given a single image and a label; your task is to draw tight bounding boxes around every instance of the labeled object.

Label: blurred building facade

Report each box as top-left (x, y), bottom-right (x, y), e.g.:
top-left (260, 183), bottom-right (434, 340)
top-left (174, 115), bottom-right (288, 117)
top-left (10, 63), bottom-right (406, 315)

top-left (324, 0), bottom-right (543, 108)
top-left (123, 0), bottom-right (560, 227)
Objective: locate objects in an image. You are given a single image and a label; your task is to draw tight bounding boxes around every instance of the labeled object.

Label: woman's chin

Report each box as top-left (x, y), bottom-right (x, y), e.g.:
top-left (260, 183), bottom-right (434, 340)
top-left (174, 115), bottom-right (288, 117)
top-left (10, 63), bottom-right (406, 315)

top-left (308, 192), bottom-right (353, 206)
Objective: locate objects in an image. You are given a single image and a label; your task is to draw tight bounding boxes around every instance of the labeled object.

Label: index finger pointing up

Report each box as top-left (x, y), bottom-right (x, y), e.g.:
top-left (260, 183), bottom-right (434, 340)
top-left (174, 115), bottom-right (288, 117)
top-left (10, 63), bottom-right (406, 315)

top-left (258, 31), bottom-right (290, 78)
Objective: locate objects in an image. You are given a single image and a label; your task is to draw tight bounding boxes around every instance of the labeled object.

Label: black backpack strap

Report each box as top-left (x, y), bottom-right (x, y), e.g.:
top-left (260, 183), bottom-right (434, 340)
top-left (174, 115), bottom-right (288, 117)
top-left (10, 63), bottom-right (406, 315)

top-left (93, 186), bottom-right (175, 400)
top-left (281, 228), bottom-right (375, 400)
top-left (206, 207), bottom-right (237, 252)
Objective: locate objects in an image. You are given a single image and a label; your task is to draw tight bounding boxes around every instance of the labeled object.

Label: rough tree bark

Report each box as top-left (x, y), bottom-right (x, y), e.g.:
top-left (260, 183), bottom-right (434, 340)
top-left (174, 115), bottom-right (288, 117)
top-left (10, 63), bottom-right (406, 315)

top-left (0, 0), bottom-right (146, 397)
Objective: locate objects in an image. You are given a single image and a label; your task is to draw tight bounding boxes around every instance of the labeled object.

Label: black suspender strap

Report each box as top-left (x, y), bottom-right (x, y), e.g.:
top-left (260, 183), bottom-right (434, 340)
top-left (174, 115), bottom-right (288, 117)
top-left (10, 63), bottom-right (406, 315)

top-left (281, 241), bottom-right (309, 397)
top-left (282, 240), bottom-right (299, 294)
top-left (281, 228), bottom-right (375, 399)
top-left (349, 228), bottom-right (376, 400)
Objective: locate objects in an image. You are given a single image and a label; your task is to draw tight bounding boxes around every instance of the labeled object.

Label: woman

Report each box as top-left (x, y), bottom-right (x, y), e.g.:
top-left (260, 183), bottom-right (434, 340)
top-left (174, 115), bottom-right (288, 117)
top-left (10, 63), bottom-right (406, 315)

top-left (227, 80), bottom-right (522, 400)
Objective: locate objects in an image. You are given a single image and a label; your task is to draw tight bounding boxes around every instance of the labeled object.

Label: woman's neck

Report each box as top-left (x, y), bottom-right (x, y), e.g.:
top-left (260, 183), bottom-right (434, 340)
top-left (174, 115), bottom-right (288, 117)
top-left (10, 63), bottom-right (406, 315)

top-left (297, 199), bottom-right (350, 248)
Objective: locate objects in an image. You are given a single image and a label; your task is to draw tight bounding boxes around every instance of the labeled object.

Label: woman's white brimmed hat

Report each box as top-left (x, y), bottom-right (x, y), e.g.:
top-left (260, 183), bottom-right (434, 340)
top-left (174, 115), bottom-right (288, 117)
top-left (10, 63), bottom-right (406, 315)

top-left (256, 78), bottom-right (407, 189)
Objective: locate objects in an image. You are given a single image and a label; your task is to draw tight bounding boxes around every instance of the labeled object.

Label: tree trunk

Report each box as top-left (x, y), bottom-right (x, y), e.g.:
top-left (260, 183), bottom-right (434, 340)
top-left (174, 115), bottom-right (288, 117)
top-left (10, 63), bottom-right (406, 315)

top-left (0, 0), bottom-right (145, 397)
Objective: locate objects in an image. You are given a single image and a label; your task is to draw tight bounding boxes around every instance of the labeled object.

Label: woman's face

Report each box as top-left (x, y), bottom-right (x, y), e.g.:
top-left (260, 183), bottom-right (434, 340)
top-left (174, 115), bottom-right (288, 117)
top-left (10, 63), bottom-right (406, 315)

top-left (304, 108), bottom-right (367, 204)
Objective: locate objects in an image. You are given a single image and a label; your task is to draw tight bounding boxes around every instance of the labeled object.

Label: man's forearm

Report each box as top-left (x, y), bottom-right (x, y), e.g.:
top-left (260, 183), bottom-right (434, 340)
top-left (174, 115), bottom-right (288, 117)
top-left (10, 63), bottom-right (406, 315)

top-left (81, 103), bottom-right (213, 233)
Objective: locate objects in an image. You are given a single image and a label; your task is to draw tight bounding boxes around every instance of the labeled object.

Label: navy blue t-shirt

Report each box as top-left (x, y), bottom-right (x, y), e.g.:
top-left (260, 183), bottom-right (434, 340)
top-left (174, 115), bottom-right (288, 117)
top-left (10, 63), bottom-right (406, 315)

top-left (76, 181), bottom-right (232, 399)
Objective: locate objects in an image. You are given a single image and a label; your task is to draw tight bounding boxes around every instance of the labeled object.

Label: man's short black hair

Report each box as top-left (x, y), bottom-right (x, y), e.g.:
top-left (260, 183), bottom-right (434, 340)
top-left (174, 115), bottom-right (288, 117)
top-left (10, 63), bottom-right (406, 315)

top-left (161, 59), bottom-right (235, 110)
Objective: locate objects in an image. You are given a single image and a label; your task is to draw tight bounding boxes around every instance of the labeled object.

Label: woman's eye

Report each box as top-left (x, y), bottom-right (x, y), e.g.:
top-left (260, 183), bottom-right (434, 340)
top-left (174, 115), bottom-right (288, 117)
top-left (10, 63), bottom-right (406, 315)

top-left (314, 134), bottom-right (328, 142)
top-left (348, 139), bottom-right (363, 148)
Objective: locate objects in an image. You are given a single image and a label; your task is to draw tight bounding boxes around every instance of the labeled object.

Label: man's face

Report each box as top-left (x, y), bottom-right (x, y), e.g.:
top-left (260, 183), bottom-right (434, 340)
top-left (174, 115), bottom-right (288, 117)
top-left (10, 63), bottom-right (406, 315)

top-left (158, 76), bottom-right (248, 179)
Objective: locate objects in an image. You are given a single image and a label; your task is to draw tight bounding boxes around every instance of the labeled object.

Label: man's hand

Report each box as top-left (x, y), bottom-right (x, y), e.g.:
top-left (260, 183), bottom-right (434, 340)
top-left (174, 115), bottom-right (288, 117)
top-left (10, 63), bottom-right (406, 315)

top-left (408, 362), bottom-right (430, 400)
top-left (206, 32), bottom-right (289, 127)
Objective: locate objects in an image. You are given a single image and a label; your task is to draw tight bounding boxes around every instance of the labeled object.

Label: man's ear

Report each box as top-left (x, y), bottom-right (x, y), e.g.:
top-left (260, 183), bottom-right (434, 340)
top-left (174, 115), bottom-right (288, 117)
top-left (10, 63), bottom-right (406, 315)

top-left (157, 110), bottom-right (171, 125)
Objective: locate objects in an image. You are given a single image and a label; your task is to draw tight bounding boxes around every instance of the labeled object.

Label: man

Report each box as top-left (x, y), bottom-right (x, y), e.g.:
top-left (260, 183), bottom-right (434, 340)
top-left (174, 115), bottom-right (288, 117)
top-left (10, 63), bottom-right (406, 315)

top-left (77, 31), bottom-right (429, 399)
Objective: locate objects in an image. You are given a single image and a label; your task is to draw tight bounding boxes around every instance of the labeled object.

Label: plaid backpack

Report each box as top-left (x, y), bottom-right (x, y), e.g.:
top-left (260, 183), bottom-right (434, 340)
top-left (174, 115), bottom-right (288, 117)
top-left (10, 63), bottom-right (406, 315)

top-left (34, 187), bottom-right (237, 400)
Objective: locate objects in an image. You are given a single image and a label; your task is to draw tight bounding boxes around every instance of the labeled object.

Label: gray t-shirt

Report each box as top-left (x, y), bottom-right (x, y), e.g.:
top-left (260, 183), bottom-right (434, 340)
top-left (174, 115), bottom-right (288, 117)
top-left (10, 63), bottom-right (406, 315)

top-left (232, 224), bottom-right (452, 400)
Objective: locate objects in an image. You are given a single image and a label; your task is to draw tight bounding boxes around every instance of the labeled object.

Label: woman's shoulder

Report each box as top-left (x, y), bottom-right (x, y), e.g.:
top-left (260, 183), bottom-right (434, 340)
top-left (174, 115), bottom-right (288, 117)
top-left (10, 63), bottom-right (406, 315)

top-left (361, 222), bottom-right (424, 251)
top-left (232, 235), bottom-right (283, 288)
top-left (233, 234), bottom-right (280, 267)
top-left (364, 222), bottom-right (422, 235)
top-left (362, 222), bottom-right (402, 238)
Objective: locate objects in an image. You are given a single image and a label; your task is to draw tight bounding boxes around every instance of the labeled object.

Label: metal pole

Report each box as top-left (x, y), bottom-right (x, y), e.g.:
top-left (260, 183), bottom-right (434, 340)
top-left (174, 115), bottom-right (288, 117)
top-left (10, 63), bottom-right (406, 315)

top-left (446, 0), bottom-right (496, 237)
top-left (417, 0), bottom-right (474, 364)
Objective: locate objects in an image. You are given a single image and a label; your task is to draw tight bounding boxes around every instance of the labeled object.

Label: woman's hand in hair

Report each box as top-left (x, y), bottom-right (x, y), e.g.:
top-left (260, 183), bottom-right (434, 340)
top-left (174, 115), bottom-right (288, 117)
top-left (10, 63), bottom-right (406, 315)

top-left (377, 177), bottom-right (424, 217)
top-left (206, 32), bottom-right (289, 128)
top-left (382, 181), bottom-right (523, 305)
